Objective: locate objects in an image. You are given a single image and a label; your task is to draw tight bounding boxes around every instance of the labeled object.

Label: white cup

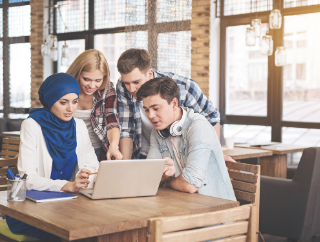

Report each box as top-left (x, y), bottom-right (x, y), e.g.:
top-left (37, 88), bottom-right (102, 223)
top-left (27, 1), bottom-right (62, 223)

top-left (85, 167), bottom-right (97, 189)
top-left (225, 137), bottom-right (234, 150)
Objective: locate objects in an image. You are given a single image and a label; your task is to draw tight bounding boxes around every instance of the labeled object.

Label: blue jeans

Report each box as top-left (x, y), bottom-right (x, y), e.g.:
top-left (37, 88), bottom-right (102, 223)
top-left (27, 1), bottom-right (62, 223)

top-left (6, 216), bottom-right (61, 242)
top-left (95, 148), bottom-right (101, 161)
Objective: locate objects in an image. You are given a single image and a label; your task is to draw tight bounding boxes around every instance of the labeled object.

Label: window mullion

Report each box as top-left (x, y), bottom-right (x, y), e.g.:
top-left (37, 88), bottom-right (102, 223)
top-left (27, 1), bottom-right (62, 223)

top-left (3, 0), bottom-right (10, 118)
top-left (147, 0), bottom-right (157, 70)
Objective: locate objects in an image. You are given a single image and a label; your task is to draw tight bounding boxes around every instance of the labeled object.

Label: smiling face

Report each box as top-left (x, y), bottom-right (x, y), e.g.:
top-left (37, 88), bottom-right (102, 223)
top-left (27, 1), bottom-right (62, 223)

top-left (50, 93), bottom-right (79, 121)
top-left (142, 94), bottom-right (180, 130)
top-left (79, 70), bottom-right (104, 96)
top-left (121, 68), bottom-right (153, 99)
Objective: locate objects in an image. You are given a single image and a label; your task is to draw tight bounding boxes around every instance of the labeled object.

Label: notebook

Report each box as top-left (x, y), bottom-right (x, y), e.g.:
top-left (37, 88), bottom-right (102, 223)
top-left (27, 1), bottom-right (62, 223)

top-left (26, 190), bottom-right (77, 203)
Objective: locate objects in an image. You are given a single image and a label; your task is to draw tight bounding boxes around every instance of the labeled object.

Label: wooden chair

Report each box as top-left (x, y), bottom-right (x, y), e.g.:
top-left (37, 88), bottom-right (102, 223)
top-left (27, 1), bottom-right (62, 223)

top-left (226, 161), bottom-right (261, 242)
top-left (0, 158), bottom-right (18, 190)
top-left (147, 204), bottom-right (256, 242)
top-left (1, 138), bottom-right (20, 159)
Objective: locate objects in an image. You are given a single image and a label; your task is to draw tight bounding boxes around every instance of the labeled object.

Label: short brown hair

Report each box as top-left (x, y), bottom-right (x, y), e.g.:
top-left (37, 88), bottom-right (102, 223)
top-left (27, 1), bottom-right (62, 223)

top-left (66, 49), bottom-right (110, 90)
top-left (136, 77), bottom-right (180, 106)
top-left (117, 48), bottom-right (151, 74)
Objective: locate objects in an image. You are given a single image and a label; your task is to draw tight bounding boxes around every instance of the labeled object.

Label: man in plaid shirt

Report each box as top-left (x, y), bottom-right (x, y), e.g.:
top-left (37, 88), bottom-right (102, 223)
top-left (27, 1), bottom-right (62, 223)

top-left (117, 48), bottom-right (234, 162)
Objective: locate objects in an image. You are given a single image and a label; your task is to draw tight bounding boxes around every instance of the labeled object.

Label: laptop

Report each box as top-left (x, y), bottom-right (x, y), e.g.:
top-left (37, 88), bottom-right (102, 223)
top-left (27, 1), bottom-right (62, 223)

top-left (80, 159), bottom-right (167, 200)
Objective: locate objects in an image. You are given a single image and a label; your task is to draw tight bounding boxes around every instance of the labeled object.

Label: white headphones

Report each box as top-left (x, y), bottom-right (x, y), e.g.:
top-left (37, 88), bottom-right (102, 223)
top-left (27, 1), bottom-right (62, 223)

top-left (157, 108), bottom-right (187, 138)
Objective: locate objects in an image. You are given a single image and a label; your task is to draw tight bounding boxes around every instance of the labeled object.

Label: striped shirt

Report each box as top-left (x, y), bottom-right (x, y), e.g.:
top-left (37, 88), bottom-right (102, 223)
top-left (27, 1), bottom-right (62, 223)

top-left (91, 83), bottom-right (121, 160)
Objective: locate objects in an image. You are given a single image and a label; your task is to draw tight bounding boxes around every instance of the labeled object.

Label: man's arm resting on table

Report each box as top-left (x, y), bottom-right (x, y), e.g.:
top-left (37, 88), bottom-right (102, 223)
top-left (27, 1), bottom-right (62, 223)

top-left (165, 175), bottom-right (199, 194)
top-left (119, 137), bottom-right (133, 160)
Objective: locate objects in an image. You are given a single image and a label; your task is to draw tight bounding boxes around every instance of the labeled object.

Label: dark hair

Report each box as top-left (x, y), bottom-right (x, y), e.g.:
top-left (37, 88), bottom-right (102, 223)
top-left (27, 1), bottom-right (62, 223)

top-left (136, 77), bottom-right (180, 106)
top-left (117, 48), bottom-right (151, 74)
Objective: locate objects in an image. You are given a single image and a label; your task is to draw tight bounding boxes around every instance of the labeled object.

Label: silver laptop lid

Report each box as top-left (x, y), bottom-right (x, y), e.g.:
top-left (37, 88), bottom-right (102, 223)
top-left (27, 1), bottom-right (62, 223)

top-left (91, 159), bottom-right (166, 199)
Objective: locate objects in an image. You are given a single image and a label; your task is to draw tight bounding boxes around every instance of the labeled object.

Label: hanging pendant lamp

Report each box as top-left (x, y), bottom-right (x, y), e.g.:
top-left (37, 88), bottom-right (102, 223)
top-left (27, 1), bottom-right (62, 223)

top-left (261, 35), bottom-right (273, 55)
top-left (275, 47), bottom-right (286, 66)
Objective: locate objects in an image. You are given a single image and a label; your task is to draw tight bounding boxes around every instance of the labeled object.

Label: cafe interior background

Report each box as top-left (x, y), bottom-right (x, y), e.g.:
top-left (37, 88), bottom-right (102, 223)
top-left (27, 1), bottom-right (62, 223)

top-left (0, 0), bottom-right (319, 241)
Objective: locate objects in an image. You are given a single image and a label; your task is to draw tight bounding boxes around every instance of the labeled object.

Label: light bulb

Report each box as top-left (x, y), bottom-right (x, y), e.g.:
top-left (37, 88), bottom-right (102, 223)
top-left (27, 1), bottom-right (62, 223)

top-left (246, 26), bottom-right (256, 46)
top-left (50, 47), bottom-right (58, 61)
top-left (275, 47), bottom-right (286, 66)
top-left (270, 10), bottom-right (282, 29)
top-left (251, 19), bottom-right (262, 38)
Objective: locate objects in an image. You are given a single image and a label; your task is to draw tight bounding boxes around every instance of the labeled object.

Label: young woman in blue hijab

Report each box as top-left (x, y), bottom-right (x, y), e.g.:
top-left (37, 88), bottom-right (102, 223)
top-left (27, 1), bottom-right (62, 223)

top-left (6, 73), bottom-right (99, 242)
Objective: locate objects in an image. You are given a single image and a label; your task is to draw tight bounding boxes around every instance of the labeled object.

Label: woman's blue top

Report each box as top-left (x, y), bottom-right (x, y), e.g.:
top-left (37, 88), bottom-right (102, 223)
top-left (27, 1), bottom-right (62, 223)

top-left (50, 154), bottom-right (77, 180)
top-left (6, 156), bottom-right (77, 242)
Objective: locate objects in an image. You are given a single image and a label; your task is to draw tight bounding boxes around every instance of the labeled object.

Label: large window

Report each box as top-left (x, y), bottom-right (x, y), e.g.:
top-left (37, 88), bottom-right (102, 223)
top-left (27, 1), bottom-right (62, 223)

top-left (50, 0), bottom-right (191, 79)
top-left (0, 0), bottom-right (30, 118)
top-left (225, 24), bottom-right (268, 116)
top-left (219, 1), bottom-right (320, 147)
top-left (282, 13), bottom-right (320, 123)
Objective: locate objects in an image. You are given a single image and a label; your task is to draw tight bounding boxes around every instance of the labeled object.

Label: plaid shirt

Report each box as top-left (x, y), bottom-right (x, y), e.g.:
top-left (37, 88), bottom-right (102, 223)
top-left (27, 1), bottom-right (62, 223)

top-left (116, 69), bottom-right (220, 159)
top-left (91, 82), bottom-right (121, 161)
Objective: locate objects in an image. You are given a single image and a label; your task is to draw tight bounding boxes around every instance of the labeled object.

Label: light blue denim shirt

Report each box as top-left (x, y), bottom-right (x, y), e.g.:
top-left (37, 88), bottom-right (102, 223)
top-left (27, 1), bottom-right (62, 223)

top-left (147, 108), bottom-right (236, 201)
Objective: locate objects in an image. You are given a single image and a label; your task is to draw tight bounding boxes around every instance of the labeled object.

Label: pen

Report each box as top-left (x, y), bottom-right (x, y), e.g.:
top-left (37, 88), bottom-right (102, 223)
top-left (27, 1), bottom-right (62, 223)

top-left (18, 174), bottom-right (28, 198)
top-left (7, 169), bottom-right (15, 179)
top-left (88, 172), bottom-right (98, 175)
top-left (9, 175), bottom-right (20, 199)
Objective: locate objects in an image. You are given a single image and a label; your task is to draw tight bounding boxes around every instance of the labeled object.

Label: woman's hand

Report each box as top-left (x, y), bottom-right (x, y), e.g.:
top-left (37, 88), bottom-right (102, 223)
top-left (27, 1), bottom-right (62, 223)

top-left (160, 157), bottom-right (176, 183)
top-left (107, 145), bottom-right (123, 160)
top-left (61, 168), bottom-right (91, 193)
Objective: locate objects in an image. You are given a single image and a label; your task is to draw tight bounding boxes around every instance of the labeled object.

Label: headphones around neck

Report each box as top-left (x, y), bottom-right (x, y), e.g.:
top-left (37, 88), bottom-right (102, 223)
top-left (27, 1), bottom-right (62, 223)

top-left (157, 108), bottom-right (187, 139)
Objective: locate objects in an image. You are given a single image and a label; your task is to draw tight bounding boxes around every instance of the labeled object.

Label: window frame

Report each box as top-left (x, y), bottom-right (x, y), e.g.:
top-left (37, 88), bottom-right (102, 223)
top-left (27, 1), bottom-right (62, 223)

top-left (219, 0), bottom-right (320, 142)
top-left (49, 0), bottom-right (191, 73)
top-left (1, 0), bottom-right (30, 117)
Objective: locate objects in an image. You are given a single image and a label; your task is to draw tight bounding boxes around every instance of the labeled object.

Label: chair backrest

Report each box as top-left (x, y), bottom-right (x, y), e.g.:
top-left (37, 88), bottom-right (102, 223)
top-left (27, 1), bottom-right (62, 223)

top-left (292, 147), bottom-right (320, 237)
top-left (1, 138), bottom-right (20, 159)
top-left (226, 161), bottom-right (260, 242)
top-left (226, 161), bottom-right (260, 205)
top-left (0, 158), bottom-right (18, 191)
top-left (147, 204), bottom-right (256, 242)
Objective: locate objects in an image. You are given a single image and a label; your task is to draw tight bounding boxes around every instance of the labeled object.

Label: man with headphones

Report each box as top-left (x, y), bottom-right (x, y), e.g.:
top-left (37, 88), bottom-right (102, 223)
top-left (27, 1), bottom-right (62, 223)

top-left (117, 48), bottom-right (236, 165)
top-left (136, 77), bottom-right (236, 201)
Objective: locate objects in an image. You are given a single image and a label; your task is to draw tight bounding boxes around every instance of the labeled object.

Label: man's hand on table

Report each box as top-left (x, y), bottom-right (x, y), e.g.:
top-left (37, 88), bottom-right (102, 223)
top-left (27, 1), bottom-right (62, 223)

top-left (160, 157), bottom-right (176, 183)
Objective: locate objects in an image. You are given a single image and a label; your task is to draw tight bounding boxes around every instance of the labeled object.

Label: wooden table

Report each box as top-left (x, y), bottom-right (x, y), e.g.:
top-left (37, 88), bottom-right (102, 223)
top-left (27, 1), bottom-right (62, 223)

top-left (2, 131), bottom-right (20, 137)
top-left (0, 188), bottom-right (239, 241)
top-left (256, 144), bottom-right (308, 178)
top-left (235, 143), bottom-right (309, 178)
top-left (223, 147), bottom-right (272, 160)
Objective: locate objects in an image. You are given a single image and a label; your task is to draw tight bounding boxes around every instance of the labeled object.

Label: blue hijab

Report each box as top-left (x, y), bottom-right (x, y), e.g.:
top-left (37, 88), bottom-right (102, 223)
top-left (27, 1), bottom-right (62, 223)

top-left (29, 73), bottom-right (80, 171)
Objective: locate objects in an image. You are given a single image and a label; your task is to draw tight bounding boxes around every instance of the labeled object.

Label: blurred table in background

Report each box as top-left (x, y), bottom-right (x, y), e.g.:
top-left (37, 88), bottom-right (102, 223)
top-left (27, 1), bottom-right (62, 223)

top-left (2, 131), bottom-right (20, 137)
top-left (234, 143), bottom-right (309, 178)
top-left (223, 147), bottom-right (272, 160)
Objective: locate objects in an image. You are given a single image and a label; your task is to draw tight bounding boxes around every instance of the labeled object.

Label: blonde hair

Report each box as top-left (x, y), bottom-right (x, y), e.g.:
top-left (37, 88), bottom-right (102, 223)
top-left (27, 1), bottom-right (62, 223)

top-left (66, 49), bottom-right (110, 90)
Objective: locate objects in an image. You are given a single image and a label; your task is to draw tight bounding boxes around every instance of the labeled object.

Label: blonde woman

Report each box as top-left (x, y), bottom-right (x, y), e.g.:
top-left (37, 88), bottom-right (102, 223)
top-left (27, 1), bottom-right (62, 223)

top-left (67, 49), bottom-right (123, 161)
